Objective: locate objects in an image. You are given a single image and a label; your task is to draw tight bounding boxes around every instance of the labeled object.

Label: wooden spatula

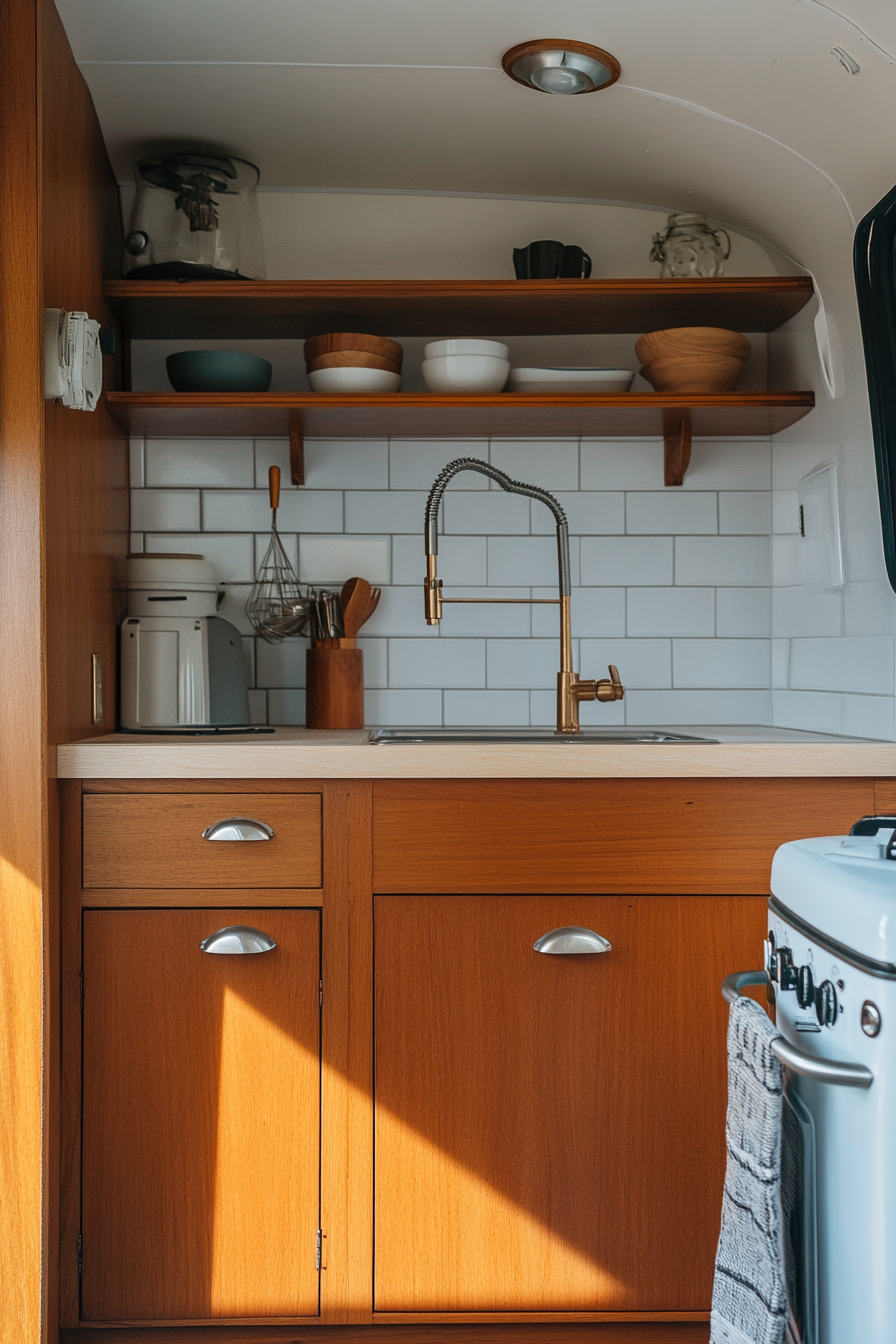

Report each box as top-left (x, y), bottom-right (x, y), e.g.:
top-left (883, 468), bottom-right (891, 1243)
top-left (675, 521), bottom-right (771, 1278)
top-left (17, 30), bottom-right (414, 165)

top-left (340, 577), bottom-right (373, 646)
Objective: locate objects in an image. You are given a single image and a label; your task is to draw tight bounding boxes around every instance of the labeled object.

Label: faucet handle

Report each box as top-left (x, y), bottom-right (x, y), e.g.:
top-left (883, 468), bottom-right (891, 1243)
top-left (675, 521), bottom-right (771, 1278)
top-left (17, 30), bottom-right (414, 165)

top-left (596, 664), bottom-right (624, 702)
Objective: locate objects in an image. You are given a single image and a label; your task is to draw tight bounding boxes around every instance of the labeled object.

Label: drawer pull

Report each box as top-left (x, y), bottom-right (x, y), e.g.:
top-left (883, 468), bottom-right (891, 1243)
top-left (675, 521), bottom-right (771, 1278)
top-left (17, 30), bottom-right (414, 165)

top-left (534, 926), bottom-right (612, 955)
top-left (201, 817), bottom-right (274, 842)
top-left (200, 925), bottom-right (277, 955)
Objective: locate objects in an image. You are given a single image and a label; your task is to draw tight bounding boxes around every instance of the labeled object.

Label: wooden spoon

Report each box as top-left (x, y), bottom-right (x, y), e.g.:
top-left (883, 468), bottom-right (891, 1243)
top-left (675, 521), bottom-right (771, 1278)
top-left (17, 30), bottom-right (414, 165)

top-left (340, 577), bottom-right (373, 644)
top-left (359, 587), bottom-right (381, 630)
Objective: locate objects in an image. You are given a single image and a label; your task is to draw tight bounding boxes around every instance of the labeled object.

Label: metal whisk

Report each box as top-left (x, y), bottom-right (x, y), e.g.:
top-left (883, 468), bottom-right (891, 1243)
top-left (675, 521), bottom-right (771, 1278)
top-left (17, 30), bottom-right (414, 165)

top-left (246, 465), bottom-right (311, 643)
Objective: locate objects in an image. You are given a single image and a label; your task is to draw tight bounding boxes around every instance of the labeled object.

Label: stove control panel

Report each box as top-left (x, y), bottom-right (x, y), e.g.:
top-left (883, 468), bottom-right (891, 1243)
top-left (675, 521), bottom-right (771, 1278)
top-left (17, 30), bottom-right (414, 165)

top-left (767, 930), bottom-right (839, 1027)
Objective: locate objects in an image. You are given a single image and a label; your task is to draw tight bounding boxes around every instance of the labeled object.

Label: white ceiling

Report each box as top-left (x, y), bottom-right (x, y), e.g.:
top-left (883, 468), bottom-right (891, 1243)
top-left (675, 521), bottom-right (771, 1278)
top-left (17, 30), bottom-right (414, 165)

top-left (55, 0), bottom-right (896, 268)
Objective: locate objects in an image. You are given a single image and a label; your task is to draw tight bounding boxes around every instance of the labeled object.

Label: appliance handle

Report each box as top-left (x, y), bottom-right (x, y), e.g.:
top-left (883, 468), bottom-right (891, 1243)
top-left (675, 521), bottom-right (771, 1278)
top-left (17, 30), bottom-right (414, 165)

top-left (721, 970), bottom-right (873, 1089)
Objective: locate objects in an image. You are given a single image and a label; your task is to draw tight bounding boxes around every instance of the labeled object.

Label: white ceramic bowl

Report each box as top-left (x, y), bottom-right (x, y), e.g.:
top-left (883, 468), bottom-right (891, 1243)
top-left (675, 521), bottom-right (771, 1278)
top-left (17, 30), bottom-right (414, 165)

top-left (507, 367), bottom-right (635, 394)
top-left (424, 339), bottom-right (510, 360)
top-left (308, 366), bottom-right (402, 393)
top-left (422, 354), bottom-right (510, 394)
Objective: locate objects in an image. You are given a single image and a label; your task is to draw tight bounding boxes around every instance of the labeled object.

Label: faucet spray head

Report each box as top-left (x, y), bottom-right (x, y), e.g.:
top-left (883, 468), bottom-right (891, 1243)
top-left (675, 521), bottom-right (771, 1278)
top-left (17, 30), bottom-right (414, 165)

top-left (425, 553), bottom-right (442, 624)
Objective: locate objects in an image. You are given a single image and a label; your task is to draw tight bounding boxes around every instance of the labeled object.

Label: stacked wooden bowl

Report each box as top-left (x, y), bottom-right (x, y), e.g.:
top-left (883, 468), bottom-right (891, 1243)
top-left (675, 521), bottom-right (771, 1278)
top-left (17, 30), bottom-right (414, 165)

top-left (635, 327), bottom-right (751, 393)
top-left (304, 332), bottom-right (403, 374)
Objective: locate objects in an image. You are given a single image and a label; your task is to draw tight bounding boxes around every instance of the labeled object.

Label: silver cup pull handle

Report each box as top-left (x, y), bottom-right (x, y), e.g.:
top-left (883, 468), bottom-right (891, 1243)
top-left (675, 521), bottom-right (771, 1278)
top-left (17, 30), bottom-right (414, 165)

top-left (200, 925), bottom-right (276, 955)
top-left (201, 816), bottom-right (274, 842)
top-left (534, 926), bottom-right (612, 955)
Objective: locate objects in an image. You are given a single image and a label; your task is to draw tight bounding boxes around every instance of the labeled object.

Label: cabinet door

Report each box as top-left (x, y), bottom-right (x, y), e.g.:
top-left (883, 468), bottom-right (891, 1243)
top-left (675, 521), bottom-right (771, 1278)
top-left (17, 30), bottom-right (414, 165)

top-left (374, 894), bottom-right (766, 1313)
top-left (81, 908), bottom-right (320, 1322)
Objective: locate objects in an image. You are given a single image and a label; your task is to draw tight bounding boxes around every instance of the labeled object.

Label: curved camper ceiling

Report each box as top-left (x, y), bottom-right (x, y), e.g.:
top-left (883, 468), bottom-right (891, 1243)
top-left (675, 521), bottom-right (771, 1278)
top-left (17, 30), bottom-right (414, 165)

top-left (56, 0), bottom-right (896, 277)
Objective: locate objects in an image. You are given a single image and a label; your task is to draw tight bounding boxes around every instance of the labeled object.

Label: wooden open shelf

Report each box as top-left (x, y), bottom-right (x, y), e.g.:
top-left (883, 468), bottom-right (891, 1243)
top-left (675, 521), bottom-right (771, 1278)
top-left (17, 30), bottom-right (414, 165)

top-left (104, 277), bottom-right (815, 340)
top-left (104, 390), bottom-right (815, 489)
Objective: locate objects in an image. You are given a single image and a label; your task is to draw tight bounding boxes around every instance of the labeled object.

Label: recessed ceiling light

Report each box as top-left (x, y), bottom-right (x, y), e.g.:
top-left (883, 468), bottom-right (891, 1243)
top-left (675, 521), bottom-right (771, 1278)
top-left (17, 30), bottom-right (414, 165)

top-left (502, 39), bottom-right (621, 95)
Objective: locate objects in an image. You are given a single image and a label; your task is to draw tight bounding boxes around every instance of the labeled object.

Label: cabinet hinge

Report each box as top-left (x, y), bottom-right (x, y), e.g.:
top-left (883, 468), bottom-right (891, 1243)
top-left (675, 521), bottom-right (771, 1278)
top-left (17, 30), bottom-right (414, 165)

top-left (315, 1228), bottom-right (322, 1271)
top-left (77, 1233), bottom-right (82, 1280)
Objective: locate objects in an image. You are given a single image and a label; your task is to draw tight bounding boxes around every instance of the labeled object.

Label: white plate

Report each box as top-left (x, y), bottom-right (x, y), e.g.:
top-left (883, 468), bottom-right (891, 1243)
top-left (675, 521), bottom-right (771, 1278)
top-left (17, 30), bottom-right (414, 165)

top-left (508, 367), bottom-right (634, 394)
top-left (424, 339), bottom-right (510, 360)
top-left (308, 367), bottom-right (402, 393)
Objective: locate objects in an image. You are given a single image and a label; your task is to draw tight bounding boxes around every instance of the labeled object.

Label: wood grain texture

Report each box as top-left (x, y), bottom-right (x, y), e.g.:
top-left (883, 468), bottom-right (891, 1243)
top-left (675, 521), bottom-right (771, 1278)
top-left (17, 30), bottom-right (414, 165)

top-left (319, 782), bottom-right (375, 1322)
top-left (82, 792), bottom-right (322, 888)
top-left (61, 1323), bottom-right (709, 1343)
top-left (374, 895), bottom-right (766, 1313)
top-left (0, 2), bottom-right (48, 1342)
top-left (81, 908), bottom-right (321, 1321)
top-left (82, 887), bottom-right (325, 908)
top-left (306, 648), bottom-right (365, 730)
top-left (102, 390), bottom-right (813, 442)
top-left (42, 0), bottom-right (128, 747)
top-left (60, 783), bottom-right (84, 1326)
top-left (103, 277), bottom-right (814, 339)
top-left (372, 779), bottom-right (875, 893)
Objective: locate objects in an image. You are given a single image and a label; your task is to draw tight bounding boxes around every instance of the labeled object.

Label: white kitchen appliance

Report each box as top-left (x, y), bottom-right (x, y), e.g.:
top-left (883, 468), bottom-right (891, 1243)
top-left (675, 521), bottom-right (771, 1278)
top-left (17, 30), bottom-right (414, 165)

top-left (725, 818), bottom-right (896, 1344)
top-left (120, 553), bottom-right (252, 732)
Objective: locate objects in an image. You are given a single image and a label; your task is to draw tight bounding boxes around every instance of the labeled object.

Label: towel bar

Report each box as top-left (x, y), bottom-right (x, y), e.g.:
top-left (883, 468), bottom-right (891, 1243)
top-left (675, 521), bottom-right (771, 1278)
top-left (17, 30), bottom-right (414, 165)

top-left (721, 970), bottom-right (873, 1088)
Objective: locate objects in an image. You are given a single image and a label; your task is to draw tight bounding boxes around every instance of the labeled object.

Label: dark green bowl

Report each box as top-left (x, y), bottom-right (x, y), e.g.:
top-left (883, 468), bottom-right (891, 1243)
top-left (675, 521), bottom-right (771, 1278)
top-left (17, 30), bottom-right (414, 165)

top-left (166, 350), bottom-right (272, 393)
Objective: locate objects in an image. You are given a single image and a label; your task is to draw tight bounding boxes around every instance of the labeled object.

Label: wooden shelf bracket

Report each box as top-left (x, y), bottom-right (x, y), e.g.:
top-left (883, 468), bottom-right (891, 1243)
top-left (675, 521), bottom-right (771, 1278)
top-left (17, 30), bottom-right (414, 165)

top-left (290, 416), bottom-right (305, 487)
top-left (663, 417), bottom-right (692, 487)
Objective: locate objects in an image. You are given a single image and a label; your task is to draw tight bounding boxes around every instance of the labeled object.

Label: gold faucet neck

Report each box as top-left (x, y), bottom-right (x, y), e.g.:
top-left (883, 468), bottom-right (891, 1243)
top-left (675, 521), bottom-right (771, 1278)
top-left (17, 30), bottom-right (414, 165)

top-left (424, 553), bottom-right (442, 624)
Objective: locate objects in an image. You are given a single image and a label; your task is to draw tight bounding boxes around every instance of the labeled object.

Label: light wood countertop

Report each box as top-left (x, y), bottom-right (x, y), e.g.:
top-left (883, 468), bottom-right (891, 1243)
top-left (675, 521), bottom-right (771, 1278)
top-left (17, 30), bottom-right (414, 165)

top-left (55, 725), bottom-right (896, 779)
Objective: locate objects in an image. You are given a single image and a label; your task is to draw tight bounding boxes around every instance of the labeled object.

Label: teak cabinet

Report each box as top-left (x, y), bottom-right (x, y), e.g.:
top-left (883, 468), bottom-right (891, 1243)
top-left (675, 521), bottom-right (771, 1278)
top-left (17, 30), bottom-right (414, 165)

top-left (60, 774), bottom-right (884, 1342)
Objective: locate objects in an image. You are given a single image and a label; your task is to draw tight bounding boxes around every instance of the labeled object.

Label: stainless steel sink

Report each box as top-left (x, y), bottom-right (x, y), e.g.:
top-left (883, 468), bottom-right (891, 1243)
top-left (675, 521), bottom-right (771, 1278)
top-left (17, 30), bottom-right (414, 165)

top-left (369, 728), bottom-right (718, 744)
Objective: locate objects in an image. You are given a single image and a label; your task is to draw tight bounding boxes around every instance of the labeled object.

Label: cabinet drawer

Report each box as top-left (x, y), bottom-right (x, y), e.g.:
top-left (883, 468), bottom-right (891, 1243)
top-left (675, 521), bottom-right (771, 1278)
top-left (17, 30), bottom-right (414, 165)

top-left (83, 793), bottom-right (322, 888)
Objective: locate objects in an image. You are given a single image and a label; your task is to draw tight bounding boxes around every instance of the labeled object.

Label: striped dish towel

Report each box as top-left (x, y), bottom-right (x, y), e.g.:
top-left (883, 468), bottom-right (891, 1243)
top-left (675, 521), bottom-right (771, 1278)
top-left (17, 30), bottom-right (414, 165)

top-left (710, 994), bottom-right (787, 1344)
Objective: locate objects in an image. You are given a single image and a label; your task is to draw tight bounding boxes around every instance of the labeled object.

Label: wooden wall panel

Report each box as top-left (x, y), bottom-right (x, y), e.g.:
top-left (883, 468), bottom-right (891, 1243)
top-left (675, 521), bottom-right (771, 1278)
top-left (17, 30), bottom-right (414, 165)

top-left (372, 778), bottom-right (875, 893)
top-left (42, 0), bottom-right (127, 748)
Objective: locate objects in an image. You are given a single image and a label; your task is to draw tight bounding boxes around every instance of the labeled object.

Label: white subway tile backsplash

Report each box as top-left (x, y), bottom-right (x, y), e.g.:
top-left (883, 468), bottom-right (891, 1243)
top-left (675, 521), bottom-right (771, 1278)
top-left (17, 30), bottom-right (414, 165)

top-left (844, 581), bottom-right (896, 636)
top-left (530, 492), bottom-right (625, 535)
top-left (364, 688), bottom-right (442, 725)
top-left (442, 490), bottom-right (530, 535)
top-left (487, 639), bottom-right (560, 689)
top-left (529, 689), bottom-right (625, 726)
top-left (772, 535), bottom-right (802, 588)
top-left (254, 438), bottom-right (294, 489)
top-left (581, 536), bottom-right (673, 586)
top-left (716, 587), bottom-right (771, 636)
top-left (357, 637), bottom-right (387, 688)
top-left (344, 490), bottom-right (425, 534)
top-left (304, 439), bottom-right (389, 489)
top-left (581, 440), bottom-right (663, 490)
top-left (675, 536), bottom-right (770, 586)
top-left (772, 586), bottom-right (842, 637)
top-left (531, 586), bottom-right (626, 638)
top-left (625, 492), bottom-right (717, 535)
top-left (580, 638), bottom-right (671, 688)
top-left (389, 441), bottom-right (489, 489)
top-left (145, 438), bottom-right (255, 488)
top-left (627, 588), bottom-right (715, 637)
top-left (267, 688), bottom-right (306, 725)
top-left (392, 533), bottom-right (486, 586)
top-left (625, 689), bottom-right (770, 724)
top-left (202, 489), bottom-right (342, 533)
top-left (772, 489), bottom-right (800, 535)
top-left (771, 639), bottom-right (789, 688)
top-left (489, 535), bottom-right (580, 587)
top-left (388, 638), bottom-right (485, 688)
top-left (772, 689), bottom-right (894, 740)
top-left (682, 440), bottom-right (771, 489)
top-left (297, 535), bottom-right (391, 584)
top-left (788, 636), bottom-right (895, 696)
top-left (489, 440), bottom-right (579, 490)
top-left (131, 489), bottom-right (200, 532)
top-left (144, 532), bottom-right (255, 583)
top-left (718, 492), bottom-right (770, 535)
top-left (443, 690), bottom-right (531, 725)
top-left (256, 637), bottom-right (307, 689)
top-left (672, 639), bottom-right (770, 688)
top-left (129, 438), bottom-right (145, 488)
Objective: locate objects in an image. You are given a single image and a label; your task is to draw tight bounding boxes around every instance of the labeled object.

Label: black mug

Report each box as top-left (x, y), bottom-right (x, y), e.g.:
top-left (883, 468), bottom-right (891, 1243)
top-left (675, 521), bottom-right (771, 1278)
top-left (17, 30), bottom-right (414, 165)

top-left (513, 240), bottom-right (592, 279)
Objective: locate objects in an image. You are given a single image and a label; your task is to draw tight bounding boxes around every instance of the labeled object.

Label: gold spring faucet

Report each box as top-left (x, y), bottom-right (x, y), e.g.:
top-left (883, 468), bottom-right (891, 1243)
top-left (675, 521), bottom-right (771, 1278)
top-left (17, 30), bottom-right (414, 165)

top-left (424, 458), bottom-right (624, 733)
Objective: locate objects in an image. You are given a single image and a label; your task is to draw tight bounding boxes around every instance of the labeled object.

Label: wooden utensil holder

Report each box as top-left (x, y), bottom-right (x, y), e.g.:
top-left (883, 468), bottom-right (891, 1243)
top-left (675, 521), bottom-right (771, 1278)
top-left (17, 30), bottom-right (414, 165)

top-left (305, 644), bottom-right (364, 729)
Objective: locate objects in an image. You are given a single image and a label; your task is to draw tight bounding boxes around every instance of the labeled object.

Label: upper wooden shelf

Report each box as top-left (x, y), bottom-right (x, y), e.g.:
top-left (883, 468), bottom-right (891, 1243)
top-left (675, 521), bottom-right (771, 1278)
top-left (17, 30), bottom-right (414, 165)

top-left (104, 390), bottom-right (814, 440)
top-left (104, 277), bottom-right (815, 340)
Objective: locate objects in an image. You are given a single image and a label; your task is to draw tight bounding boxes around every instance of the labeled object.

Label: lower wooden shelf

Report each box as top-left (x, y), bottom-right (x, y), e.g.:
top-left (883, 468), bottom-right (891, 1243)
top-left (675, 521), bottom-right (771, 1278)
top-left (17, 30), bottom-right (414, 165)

top-left (104, 389), bottom-right (814, 487)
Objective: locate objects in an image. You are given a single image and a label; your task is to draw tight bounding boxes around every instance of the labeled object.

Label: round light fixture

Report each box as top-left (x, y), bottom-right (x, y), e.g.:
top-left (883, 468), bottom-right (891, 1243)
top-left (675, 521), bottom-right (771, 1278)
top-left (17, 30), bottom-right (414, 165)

top-left (502, 39), bottom-right (620, 95)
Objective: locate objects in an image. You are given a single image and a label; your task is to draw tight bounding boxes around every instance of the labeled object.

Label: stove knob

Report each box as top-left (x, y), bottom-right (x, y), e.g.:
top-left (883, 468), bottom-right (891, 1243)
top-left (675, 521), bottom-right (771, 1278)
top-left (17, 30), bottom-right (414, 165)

top-left (815, 979), bottom-right (838, 1027)
top-left (797, 963), bottom-right (815, 1009)
top-left (862, 1001), bottom-right (882, 1037)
